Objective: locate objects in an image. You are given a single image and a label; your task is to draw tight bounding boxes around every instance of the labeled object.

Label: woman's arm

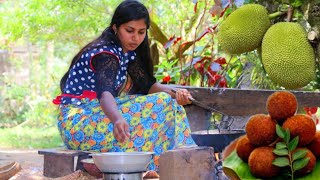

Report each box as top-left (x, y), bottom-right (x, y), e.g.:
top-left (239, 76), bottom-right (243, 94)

top-left (149, 82), bottom-right (192, 105)
top-left (100, 91), bottom-right (130, 143)
top-left (92, 53), bottom-right (130, 143)
top-left (127, 58), bottom-right (192, 105)
top-left (148, 82), bottom-right (175, 97)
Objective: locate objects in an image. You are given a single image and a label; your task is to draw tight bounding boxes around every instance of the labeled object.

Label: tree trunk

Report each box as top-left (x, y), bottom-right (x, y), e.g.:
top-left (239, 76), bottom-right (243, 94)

top-left (302, 1), bottom-right (320, 54)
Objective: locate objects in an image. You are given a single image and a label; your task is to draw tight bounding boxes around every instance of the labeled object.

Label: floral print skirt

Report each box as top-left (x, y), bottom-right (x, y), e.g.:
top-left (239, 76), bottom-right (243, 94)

top-left (57, 92), bottom-right (196, 171)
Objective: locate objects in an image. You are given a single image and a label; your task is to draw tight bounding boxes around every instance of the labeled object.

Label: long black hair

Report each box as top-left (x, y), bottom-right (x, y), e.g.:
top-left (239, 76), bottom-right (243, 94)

top-left (60, 0), bottom-right (153, 92)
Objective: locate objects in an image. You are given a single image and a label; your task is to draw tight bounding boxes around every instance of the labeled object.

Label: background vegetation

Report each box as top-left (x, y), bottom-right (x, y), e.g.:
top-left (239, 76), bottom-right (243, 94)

top-left (0, 0), bottom-right (318, 149)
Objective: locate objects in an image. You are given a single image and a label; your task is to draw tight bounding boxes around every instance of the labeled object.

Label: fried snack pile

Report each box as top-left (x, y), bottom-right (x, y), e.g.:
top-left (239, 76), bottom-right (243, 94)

top-left (236, 91), bottom-right (319, 178)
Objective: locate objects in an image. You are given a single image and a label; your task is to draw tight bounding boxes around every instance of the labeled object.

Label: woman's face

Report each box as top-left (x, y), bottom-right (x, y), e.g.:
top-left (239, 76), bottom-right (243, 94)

top-left (113, 19), bottom-right (147, 53)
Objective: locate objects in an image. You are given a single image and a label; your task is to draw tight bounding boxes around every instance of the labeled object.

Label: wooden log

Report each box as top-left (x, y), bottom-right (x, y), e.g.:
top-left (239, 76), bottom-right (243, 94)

top-left (42, 154), bottom-right (74, 178)
top-left (159, 146), bottom-right (216, 180)
top-left (173, 86), bottom-right (320, 116)
top-left (38, 148), bottom-right (89, 178)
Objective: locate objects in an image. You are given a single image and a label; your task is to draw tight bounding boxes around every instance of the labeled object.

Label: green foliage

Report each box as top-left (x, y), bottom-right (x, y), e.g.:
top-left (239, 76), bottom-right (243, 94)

top-left (154, 59), bottom-right (181, 83)
top-left (0, 83), bottom-right (29, 127)
top-left (0, 0), bottom-right (119, 45)
top-left (273, 124), bottom-right (310, 180)
top-left (0, 0), bottom-right (318, 149)
top-left (0, 40), bottom-right (65, 128)
top-left (289, 0), bottom-right (304, 7)
top-left (0, 0), bottom-right (118, 130)
top-left (149, 1), bottom-right (246, 88)
top-left (0, 0), bottom-right (277, 90)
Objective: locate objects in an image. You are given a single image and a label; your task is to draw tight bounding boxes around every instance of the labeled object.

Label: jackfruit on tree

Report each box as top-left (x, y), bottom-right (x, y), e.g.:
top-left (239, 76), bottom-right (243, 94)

top-left (217, 4), bottom-right (270, 55)
top-left (261, 22), bottom-right (316, 89)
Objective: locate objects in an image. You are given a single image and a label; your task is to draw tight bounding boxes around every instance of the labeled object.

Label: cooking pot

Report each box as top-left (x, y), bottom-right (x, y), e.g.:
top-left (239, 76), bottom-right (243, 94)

top-left (90, 152), bottom-right (154, 173)
top-left (191, 129), bottom-right (246, 152)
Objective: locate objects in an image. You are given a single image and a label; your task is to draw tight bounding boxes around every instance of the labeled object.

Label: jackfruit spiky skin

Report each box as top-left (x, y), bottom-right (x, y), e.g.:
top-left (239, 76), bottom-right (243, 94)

top-left (261, 22), bottom-right (316, 89)
top-left (217, 4), bottom-right (270, 55)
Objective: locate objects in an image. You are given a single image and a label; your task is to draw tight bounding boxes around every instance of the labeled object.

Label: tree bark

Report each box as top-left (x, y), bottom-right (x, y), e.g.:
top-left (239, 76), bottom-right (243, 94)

top-left (303, 0), bottom-right (320, 76)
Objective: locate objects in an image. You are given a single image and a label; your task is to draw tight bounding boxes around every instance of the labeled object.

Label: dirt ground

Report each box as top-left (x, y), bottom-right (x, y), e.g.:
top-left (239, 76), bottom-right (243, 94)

top-left (0, 149), bottom-right (101, 179)
top-left (0, 149), bottom-right (45, 179)
top-left (0, 149), bottom-right (159, 180)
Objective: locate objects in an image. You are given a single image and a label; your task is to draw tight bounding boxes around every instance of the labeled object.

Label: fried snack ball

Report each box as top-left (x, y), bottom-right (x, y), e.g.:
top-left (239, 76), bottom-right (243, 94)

top-left (246, 114), bottom-right (277, 146)
top-left (294, 148), bottom-right (316, 177)
top-left (307, 131), bottom-right (320, 159)
top-left (266, 91), bottom-right (297, 124)
top-left (282, 114), bottom-right (316, 146)
top-left (248, 146), bottom-right (281, 178)
top-left (236, 135), bottom-right (256, 162)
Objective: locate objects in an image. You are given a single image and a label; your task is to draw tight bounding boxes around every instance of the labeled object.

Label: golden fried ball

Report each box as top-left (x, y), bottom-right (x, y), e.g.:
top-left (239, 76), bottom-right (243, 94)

top-left (248, 146), bottom-right (281, 178)
top-left (266, 91), bottom-right (297, 124)
top-left (282, 114), bottom-right (316, 146)
top-left (307, 131), bottom-right (320, 159)
top-left (294, 148), bottom-right (316, 177)
top-left (246, 114), bottom-right (277, 146)
top-left (236, 135), bottom-right (256, 162)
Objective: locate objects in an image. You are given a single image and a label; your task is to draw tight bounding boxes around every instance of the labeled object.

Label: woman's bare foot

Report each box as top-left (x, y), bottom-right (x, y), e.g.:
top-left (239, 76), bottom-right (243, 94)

top-left (143, 170), bottom-right (159, 179)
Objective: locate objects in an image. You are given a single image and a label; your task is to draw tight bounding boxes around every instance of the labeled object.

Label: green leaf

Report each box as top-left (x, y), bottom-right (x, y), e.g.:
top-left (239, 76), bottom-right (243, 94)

top-left (276, 142), bottom-right (287, 149)
top-left (273, 148), bottom-right (289, 156)
top-left (276, 124), bottom-right (285, 138)
top-left (288, 136), bottom-right (299, 151)
top-left (223, 151), bottom-right (257, 179)
top-left (284, 129), bottom-right (290, 143)
top-left (289, 0), bottom-right (295, 4)
top-left (293, 149), bottom-right (308, 161)
top-left (293, 157), bottom-right (310, 171)
top-left (273, 157), bottom-right (290, 167)
top-left (291, 0), bottom-right (304, 7)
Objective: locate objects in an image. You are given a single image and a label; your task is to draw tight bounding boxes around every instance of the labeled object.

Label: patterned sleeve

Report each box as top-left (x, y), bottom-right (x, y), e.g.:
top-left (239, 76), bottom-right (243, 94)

top-left (91, 53), bottom-right (119, 99)
top-left (127, 58), bottom-right (156, 95)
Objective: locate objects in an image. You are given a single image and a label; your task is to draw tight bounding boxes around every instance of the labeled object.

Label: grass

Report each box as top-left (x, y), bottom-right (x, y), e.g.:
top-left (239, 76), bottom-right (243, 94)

top-left (0, 126), bottom-right (64, 149)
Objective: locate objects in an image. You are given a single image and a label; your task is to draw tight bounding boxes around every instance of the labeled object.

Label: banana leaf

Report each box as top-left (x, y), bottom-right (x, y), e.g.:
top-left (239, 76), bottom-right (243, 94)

top-left (223, 150), bottom-right (320, 180)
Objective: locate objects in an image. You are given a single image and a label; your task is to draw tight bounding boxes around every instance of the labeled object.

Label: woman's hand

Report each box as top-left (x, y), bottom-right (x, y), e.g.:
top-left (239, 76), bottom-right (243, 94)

top-left (113, 118), bottom-right (130, 143)
top-left (175, 89), bottom-right (193, 105)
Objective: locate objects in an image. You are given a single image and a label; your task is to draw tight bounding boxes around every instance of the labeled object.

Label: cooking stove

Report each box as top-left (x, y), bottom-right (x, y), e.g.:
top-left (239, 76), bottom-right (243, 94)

top-left (214, 152), bottom-right (230, 180)
top-left (102, 171), bottom-right (144, 180)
